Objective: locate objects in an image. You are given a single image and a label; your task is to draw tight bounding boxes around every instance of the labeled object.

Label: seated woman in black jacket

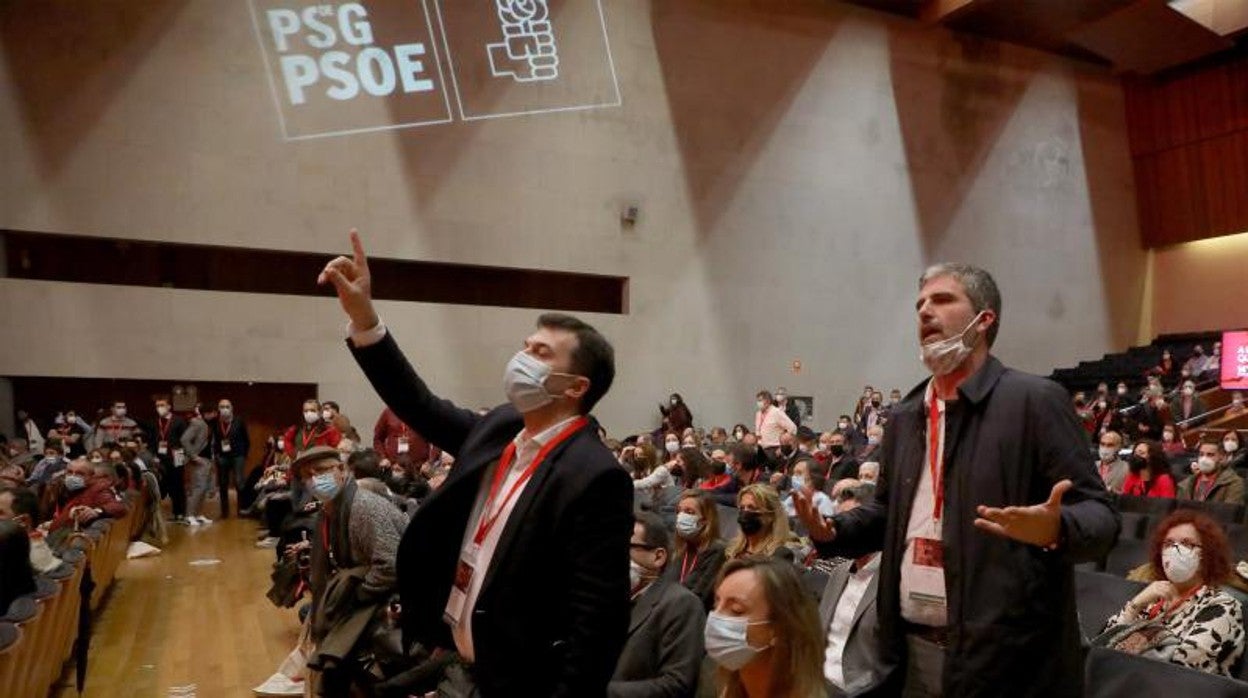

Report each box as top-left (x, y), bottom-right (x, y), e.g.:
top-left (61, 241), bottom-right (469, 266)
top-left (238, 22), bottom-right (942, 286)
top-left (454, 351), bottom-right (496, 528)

top-left (664, 490), bottom-right (726, 610)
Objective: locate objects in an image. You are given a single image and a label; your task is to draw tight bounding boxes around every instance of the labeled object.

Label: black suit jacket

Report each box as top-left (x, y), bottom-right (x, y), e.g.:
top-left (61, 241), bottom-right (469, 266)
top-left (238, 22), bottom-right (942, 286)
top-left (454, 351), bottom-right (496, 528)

top-left (608, 578), bottom-right (705, 698)
top-left (661, 540), bottom-right (726, 612)
top-left (349, 332), bottom-right (634, 698)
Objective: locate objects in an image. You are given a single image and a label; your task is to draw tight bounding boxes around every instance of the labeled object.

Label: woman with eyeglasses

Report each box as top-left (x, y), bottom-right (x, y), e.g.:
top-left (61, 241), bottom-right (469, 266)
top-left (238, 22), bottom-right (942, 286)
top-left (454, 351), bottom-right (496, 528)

top-left (707, 556), bottom-right (826, 698)
top-left (1099, 510), bottom-right (1245, 676)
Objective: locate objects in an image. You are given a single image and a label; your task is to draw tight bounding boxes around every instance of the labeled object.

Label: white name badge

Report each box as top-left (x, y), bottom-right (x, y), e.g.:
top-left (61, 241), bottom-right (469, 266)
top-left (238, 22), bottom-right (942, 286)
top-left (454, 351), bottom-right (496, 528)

top-left (221, 442), bottom-right (232, 453)
top-left (443, 543), bottom-right (478, 627)
top-left (173, 449), bottom-right (186, 467)
top-left (276, 438), bottom-right (285, 452)
top-left (158, 442), bottom-right (169, 455)
top-left (397, 437), bottom-right (410, 454)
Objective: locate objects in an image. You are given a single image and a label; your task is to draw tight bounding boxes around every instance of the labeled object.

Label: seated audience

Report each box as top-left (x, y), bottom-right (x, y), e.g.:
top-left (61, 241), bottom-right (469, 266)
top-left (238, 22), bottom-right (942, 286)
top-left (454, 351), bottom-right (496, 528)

top-left (1224, 430), bottom-right (1245, 471)
top-left (782, 461), bottom-right (834, 519)
top-left (708, 556), bottom-right (826, 698)
top-left (1177, 439), bottom-right (1245, 504)
top-left (1099, 510), bottom-right (1244, 677)
top-left (0, 519), bottom-right (36, 613)
top-left (820, 485), bottom-right (888, 696)
top-left (854, 425), bottom-right (883, 464)
top-left (1170, 379), bottom-right (1207, 428)
top-left (709, 445), bottom-right (764, 506)
top-left (282, 399), bottom-right (344, 457)
top-left (726, 485), bottom-right (790, 561)
top-left (666, 490), bottom-right (726, 611)
top-left (47, 458), bottom-right (129, 542)
top-left (1181, 345), bottom-right (1210, 380)
top-left (632, 441), bottom-right (673, 496)
top-left (26, 441), bottom-right (68, 488)
top-left (699, 455), bottom-right (734, 496)
top-left (856, 462), bottom-right (880, 486)
top-left (0, 487), bottom-right (61, 573)
top-left (1096, 430), bottom-right (1129, 493)
top-left (0, 463), bottom-right (24, 490)
top-left (608, 512), bottom-right (705, 698)
top-left (1160, 424), bottom-right (1185, 458)
top-left (1121, 440), bottom-right (1176, 498)
top-left (1227, 392), bottom-right (1247, 419)
top-left (673, 447), bottom-right (709, 490)
top-left (292, 446), bottom-right (408, 694)
top-left (822, 432), bottom-right (859, 485)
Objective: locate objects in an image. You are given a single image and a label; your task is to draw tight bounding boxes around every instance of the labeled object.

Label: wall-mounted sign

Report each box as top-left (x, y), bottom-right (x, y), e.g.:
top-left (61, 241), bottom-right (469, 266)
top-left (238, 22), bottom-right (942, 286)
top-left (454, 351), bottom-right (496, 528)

top-left (249, 1), bottom-right (620, 140)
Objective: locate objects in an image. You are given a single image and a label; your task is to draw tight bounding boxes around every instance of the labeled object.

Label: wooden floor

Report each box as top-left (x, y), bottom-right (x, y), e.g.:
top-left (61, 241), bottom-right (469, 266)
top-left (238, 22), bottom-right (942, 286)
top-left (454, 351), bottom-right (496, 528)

top-left (49, 513), bottom-right (302, 698)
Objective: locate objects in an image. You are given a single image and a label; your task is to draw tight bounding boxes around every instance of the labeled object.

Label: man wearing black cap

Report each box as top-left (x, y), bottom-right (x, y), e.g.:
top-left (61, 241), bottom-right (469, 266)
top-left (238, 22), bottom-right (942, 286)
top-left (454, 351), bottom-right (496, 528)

top-left (319, 231), bottom-right (633, 698)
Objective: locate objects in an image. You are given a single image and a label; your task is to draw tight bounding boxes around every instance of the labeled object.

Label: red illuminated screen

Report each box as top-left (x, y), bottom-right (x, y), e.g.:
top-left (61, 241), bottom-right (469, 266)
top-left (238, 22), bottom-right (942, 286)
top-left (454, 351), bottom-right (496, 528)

top-left (1223, 330), bottom-right (1248, 390)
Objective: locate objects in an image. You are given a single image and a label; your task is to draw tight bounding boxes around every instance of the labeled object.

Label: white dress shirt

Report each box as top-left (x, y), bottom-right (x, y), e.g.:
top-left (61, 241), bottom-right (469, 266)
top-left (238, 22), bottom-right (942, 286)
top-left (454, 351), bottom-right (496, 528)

top-left (447, 415), bottom-right (579, 661)
top-left (899, 381), bottom-right (947, 626)
top-left (824, 555), bottom-right (881, 689)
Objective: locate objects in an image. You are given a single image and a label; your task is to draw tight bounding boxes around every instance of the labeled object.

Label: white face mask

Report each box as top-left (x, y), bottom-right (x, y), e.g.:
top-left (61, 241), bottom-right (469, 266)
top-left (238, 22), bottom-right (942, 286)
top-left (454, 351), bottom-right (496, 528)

top-left (705, 612), bottom-right (771, 671)
top-left (920, 311), bottom-right (986, 376)
top-left (1183, 386), bottom-right (1195, 397)
top-left (1098, 446), bottom-right (1117, 462)
top-left (756, 400), bottom-right (767, 411)
top-left (1225, 440), bottom-right (1239, 454)
top-left (504, 350), bottom-right (567, 413)
top-left (219, 407), bottom-right (232, 419)
top-left (114, 407), bottom-right (127, 418)
top-left (675, 512), bottom-right (701, 538)
top-left (1161, 543), bottom-right (1201, 585)
top-left (156, 405), bottom-right (170, 417)
top-left (665, 441), bottom-right (680, 455)
top-left (304, 410), bottom-right (320, 425)
top-left (1196, 456), bottom-right (1218, 474)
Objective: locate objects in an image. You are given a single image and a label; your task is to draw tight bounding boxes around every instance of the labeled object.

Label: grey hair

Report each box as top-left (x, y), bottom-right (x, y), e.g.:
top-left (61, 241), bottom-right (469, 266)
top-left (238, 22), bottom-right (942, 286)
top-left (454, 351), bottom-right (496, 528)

top-left (919, 263), bottom-right (1002, 347)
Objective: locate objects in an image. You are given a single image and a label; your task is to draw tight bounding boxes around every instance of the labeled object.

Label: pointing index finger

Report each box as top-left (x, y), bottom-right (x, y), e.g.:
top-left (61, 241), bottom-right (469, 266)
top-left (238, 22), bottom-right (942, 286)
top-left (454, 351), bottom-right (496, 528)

top-left (350, 228), bottom-right (368, 270)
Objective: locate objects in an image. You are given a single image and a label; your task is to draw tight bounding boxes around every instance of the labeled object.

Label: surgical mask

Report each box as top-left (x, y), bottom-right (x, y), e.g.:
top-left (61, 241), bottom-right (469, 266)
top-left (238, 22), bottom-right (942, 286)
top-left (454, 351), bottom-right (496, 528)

top-left (670, 397), bottom-right (679, 405)
top-left (219, 407), bottom-right (232, 419)
top-left (1098, 446), bottom-right (1117, 462)
top-left (629, 559), bottom-right (657, 590)
top-left (1117, 387), bottom-right (1128, 396)
top-left (156, 405), bottom-right (170, 417)
top-left (737, 511), bottom-right (764, 536)
top-left (504, 351), bottom-right (557, 413)
top-left (920, 311), bottom-right (986, 376)
top-left (90, 457), bottom-right (103, 464)
top-left (1197, 456), bottom-right (1217, 474)
top-left (1183, 386), bottom-right (1195, 397)
top-left (1225, 440), bottom-right (1239, 454)
top-left (1161, 543), bottom-right (1201, 585)
top-left (733, 431), bottom-right (744, 440)
top-left (304, 410), bottom-right (320, 425)
top-left (321, 409), bottom-right (334, 422)
top-left (867, 436), bottom-right (881, 446)
top-left (310, 472), bottom-right (340, 500)
top-left (1162, 432), bottom-right (1175, 443)
top-left (705, 612), bottom-right (771, 671)
top-left (64, 474), bottom-right (86, 492)
top-left (66, 414), bottom-right (77, 423)
top-left (665, 441), bottom-right (680, 455)
top-left (675, 512), bottom-right (701, 538)
top-left (756, 400), bottom-right (767, 411)
top-left (113, 407), bottom-right (127, 418)
top-left (791, 474), bottom-right (807, 491)
top-left (838, 421), bottom-right (850, 430)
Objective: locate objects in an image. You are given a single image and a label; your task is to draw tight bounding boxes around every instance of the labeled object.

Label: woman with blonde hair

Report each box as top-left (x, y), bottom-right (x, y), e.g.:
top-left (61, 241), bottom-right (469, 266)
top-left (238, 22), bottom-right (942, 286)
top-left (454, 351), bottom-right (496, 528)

top-left (726, 484), bottom-right (789, 560)
top-left (707, 556), bottom-right (826, 698)
top-left (666, 489), bottom-right (726, 610)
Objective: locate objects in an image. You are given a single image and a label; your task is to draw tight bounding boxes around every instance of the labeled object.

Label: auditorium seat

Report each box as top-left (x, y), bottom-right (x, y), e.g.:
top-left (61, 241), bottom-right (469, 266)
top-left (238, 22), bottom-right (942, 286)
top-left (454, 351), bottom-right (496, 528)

top-left (1074, 570), bottom-right (1145, 641)
top-left (716, 504), bottom-right (740, 540)
top-left (1104, 538), bottom-right (1150, 577)
top-left (1116, 494), bottom-right (1176, 518)
top-left (1118, 511), bottom-right (1149, 540)
top-left (1175, 499), bottom-right (1245, 525)
top-left (1085, 646), bottom-right (1248, 697)
top-left (0, 622), bottom-right (21, 698)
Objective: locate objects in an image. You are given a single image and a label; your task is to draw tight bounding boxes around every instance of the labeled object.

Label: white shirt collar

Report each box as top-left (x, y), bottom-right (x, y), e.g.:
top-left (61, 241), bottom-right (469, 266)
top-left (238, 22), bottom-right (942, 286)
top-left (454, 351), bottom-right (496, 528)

top-left (515, 415), bottom-right (581, 451)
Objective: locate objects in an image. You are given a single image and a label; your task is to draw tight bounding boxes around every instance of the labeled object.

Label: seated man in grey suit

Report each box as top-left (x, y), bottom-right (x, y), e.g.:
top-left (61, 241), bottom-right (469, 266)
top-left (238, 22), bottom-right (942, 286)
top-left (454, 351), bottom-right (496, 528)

top-left (820, 485), bottom-right (890, 696)
top-left (609, 512), bottom-right (705, 698)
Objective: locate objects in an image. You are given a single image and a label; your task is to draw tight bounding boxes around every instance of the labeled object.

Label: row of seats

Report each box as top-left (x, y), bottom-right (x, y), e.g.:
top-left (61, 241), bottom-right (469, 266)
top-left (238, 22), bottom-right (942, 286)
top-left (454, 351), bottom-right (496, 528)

top-left (0, 495), bottom-right (141, 697)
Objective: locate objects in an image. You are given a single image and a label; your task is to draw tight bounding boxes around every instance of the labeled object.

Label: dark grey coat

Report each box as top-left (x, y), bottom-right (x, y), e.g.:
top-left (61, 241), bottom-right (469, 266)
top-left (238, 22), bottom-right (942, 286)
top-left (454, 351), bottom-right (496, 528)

top-left (608, 577), bottom-right (705, 698)
top-left (819, 356), bottom-right (1119, 697)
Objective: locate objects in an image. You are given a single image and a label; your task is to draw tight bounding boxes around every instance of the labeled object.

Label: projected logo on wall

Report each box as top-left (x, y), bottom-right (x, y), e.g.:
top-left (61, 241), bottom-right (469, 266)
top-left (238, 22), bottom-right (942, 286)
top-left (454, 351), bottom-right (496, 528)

top-left (249, 1), bottom-right (621, 140)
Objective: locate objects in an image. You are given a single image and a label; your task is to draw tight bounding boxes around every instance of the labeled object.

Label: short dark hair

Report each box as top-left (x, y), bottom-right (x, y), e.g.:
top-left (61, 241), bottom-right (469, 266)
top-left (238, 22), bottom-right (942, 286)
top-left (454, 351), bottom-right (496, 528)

top-left (347, 449), bottom-right (383, 480)
top-left (729, 443), bottom-right (758, 470)
top-left (538, 313), bottom-right (615, 414)
top-left (0, 487), bottom-right (40, 524)
top-left (634, 511), bottom-right (672, 558)
top-left (323, 401), bottom-right (340, 412)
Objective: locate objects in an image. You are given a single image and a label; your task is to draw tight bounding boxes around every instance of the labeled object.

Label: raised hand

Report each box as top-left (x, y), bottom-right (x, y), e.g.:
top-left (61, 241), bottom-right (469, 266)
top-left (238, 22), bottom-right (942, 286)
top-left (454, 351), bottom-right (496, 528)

top-left (317, 229), bottom-right (379, 330)
top-left (794, 487), bottom-right (836, 542)
top-left (973, 479), bottom-right (1071, 548)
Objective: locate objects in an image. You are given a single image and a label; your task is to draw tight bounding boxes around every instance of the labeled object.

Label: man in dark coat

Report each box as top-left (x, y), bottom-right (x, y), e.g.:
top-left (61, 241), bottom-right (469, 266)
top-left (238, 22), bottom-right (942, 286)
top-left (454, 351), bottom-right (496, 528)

top-left (321, 231), bottom-right (633, 698)
top-left (797, 263), bottom-right (1118, 697)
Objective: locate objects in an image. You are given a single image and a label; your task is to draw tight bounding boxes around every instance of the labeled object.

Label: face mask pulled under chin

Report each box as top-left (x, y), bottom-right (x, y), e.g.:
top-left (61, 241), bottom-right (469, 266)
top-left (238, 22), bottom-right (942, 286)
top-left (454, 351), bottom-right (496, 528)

top-left (504, 350), bottom-right (575, 414)
top-left (920, 311), bottom-right (987, 376)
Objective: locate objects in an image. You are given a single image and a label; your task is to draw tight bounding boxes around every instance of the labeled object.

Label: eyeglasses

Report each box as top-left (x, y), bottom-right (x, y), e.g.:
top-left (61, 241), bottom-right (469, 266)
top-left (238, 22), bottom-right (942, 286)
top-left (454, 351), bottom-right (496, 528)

top-left (1162, 540), bottom-right (1202, 553)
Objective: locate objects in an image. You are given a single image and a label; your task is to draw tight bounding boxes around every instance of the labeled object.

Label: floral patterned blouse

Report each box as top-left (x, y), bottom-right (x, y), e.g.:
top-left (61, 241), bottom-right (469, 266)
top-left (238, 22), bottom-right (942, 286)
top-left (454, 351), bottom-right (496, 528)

top-left (1104, 585), bottom-right (1245, 676)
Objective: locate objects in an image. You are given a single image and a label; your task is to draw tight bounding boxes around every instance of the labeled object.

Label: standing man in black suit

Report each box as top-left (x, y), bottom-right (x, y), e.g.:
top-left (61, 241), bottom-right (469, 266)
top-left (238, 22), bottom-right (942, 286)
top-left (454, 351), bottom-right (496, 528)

top-left (150, 396), bottom-right (188, 523)
top-left (319, 231), bottom-right (634, 697)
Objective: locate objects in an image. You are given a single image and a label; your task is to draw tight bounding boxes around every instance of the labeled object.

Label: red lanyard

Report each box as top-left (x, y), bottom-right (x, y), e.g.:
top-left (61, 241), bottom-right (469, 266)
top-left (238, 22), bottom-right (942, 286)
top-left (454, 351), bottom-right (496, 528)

top-left (1196, 474), bottom-right (1216, 500)
top-left (1147, 584), bottom-right (1203, 620)
top-left (680, 548), bottom-right (700, 583)
top-left (301, 427), bottom-right (322, 450)
top-left (473, 417), bottom-right (587, 545)
top-left (157, 417), bottom-right (171, 442)
top-left (219, 420), bottom-right (230, 438)
top-left (928, 391), bottom-right (945, 522)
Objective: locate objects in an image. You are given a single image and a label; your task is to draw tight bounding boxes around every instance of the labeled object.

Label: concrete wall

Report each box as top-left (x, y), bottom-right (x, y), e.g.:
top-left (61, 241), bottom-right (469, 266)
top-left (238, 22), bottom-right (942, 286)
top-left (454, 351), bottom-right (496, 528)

top-left (0, 0), bottom-right (1146, 435)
